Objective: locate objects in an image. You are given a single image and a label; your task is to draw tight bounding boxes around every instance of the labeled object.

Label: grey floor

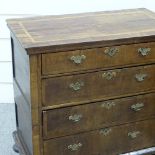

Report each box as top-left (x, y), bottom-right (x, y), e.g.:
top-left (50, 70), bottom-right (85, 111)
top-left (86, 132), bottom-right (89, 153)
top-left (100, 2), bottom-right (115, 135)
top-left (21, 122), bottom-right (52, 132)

top-left (0, 103), bottom-right (18, 155)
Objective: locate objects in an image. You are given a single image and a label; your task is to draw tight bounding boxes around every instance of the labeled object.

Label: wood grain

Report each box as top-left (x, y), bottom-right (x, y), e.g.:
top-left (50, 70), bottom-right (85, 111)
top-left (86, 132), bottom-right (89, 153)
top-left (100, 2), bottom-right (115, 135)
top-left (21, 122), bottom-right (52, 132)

top-left (29, 55), bottom-right (43, 155)
top-left (43, 119), bottom-right (155, 155)
top-left (12, 32), bottom-right (43, 155)
top-left (42, 64), bottom-right (155, 107)
top-left (9, 8), bottom-right (155, 155)
top-left (12, 35), bottom-right (31, 104)
top-left (42, 42), bottom-right (155, 75)
top-left (13, 79), bottom-right (33, 154)
top-left (43, 93), bottom-right (155, 139)
top-left (7, 8), bottom-right (155, 54)
top-left (12, 32), bottom-right (33, 154)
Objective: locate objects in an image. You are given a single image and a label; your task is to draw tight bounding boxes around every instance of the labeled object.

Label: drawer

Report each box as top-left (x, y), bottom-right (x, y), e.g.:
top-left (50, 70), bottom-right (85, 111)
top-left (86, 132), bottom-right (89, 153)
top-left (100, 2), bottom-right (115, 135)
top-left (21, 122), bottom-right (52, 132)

top-left (42, 64), bottom-right (155, 107)
top-left (42, 42), bottom-right (155, 75)
top-left (43, 93), bottom-right (155, 139)
top-left (43, 119), bottom-right (155, 155)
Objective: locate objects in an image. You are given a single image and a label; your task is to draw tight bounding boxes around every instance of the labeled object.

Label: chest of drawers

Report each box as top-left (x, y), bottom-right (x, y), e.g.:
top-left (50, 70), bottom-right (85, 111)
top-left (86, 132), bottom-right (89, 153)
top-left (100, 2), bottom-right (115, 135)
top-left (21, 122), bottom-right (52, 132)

top-left (7, 8), bottom-right (155, 155)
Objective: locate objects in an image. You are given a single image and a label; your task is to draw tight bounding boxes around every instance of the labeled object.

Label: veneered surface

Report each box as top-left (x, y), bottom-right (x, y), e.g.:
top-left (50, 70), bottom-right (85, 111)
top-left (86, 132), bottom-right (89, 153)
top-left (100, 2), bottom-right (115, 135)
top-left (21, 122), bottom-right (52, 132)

top-left (7, 8), bottom-right (155, 54)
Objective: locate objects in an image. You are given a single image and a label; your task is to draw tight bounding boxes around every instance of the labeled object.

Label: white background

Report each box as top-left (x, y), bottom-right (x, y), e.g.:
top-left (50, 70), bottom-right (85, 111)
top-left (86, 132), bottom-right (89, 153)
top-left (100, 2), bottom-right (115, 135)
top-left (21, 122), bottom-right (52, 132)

top-left (0, 0), bottom-right (155, 103)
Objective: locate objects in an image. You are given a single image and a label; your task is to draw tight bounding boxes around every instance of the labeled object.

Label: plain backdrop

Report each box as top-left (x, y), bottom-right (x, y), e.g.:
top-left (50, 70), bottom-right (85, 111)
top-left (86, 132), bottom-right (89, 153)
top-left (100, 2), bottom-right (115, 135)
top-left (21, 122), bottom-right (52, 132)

top-left (1, 0), bottom-right (155, 15)
top-left (0, 0), bottom-right (155, 103)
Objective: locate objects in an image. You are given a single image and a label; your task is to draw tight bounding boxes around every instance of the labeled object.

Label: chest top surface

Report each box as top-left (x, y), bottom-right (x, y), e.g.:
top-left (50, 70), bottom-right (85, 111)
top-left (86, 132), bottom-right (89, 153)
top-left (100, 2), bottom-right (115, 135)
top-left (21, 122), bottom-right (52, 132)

top-left (7, 8), bottom-right (155, 54)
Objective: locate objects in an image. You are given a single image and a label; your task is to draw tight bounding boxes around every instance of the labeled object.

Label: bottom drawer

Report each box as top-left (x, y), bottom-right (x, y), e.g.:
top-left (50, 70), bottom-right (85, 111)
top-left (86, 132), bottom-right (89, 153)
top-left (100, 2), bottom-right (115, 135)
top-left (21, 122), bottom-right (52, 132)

top-left (44, 119), bottom-right (155, 155)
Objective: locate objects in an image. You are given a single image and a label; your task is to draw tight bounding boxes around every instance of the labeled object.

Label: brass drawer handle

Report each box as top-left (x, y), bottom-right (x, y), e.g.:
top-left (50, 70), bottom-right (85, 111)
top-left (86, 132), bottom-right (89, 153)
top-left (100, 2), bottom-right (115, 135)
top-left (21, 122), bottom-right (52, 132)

top-left (102, 71), bottom-right (117, 80)
top-left (131, 103), bottom-right (144, 111)
top-left (70, 55), bottom-right (86, 64)
top-left (138, 48), bottom-right (151, 56)
top-left (128, 131), bottom-right (141, 139)
top-left (135, 73), bottom-right (147, 82)
top-left (68, 143), bottom-right (82, 151)
top-left (104, 47), bottom-right (119, 57)
top-left (100, 128), bottom-right (112, 136)
top-left (69, 81), bottom-right (84, 91)
top-left (69, 114), bottom-right (82, 122)
top-left (101, 101), bottom-right (116, 110)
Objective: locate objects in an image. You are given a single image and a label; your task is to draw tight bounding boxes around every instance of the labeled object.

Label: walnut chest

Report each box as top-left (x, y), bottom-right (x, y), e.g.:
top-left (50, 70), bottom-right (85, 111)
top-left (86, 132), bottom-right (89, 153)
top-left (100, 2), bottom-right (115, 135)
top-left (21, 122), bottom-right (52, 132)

top-left (7, 8), bottom-right (155, 155)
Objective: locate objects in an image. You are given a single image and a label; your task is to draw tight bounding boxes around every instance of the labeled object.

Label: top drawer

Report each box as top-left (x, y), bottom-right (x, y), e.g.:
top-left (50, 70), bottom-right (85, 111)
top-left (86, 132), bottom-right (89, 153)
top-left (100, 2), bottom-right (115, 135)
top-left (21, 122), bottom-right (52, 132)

top-left (42, 42), bottom-right (155, 75)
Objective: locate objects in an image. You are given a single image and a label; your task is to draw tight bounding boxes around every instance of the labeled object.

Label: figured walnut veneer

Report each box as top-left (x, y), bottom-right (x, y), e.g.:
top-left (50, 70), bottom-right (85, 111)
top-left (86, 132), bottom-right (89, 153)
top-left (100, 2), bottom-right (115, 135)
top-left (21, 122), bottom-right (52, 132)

top-left (7, 8), bottom-right (155, 155)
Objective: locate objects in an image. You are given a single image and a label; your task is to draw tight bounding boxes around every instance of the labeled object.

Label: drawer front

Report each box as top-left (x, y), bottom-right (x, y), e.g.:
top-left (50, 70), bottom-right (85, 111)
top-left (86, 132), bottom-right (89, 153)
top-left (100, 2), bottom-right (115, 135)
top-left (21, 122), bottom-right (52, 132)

top-left (42, 64), bottom-right (155, 107)
top-left (42, 42), bottom-right (155, 75)
top-left (43, 119), bottom-right (155, 155)
top-left (43, 93), bottom-right (155, 139)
